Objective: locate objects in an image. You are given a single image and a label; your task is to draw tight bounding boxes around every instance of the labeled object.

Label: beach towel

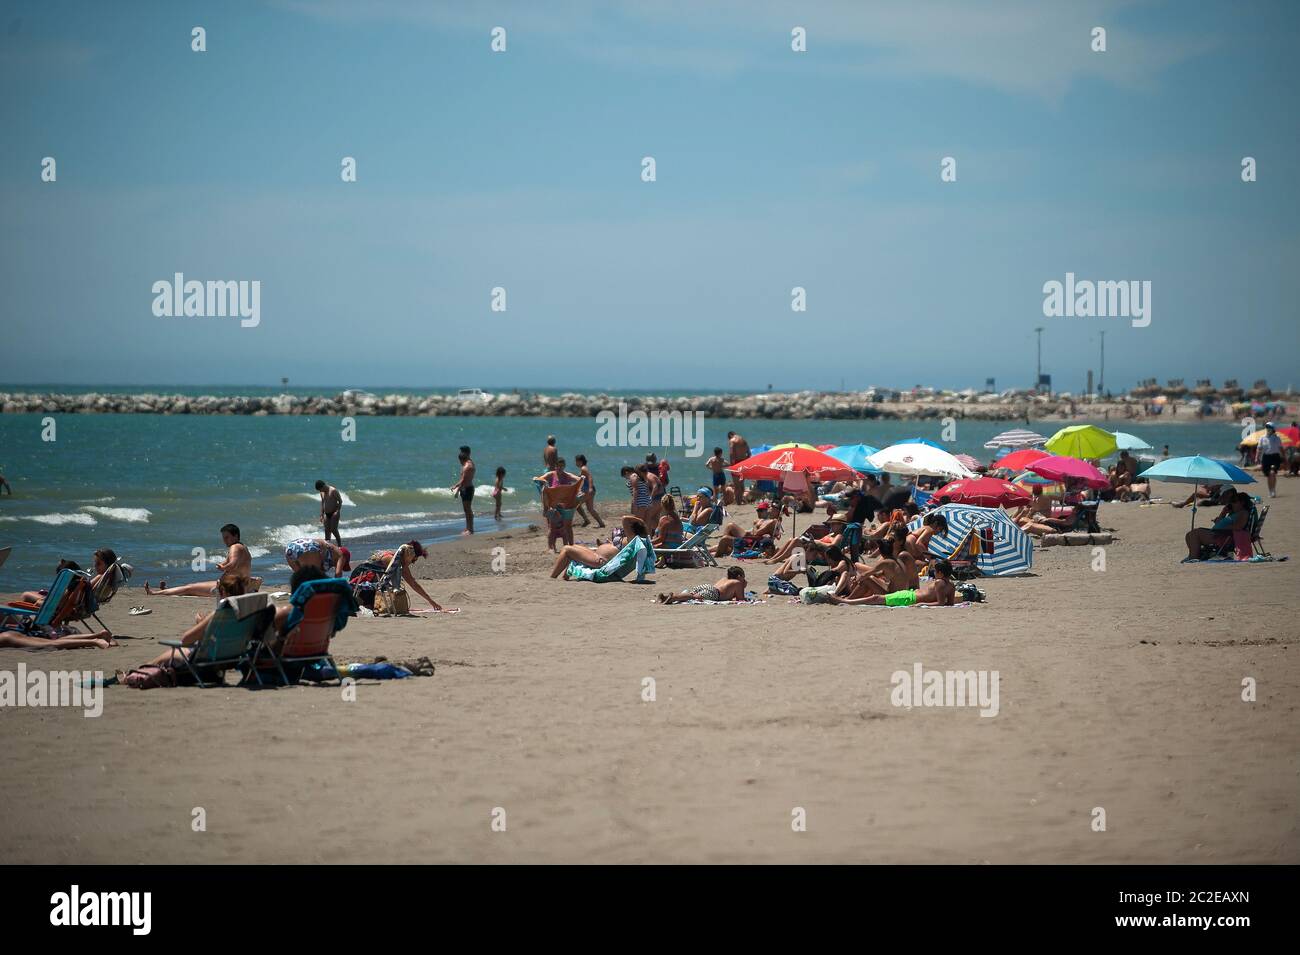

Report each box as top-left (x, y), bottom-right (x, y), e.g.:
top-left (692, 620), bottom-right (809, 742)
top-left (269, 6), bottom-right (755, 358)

top-left (657, 592), bottom-right (766, 605)
top-left (566, 537), bottom-right (656, 583)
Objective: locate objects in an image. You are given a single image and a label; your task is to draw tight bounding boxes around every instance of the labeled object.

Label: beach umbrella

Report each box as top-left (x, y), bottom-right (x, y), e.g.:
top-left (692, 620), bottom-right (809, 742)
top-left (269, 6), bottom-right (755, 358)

top-left (1027, 454), bottom-right (1110, 489)
top-left (815, 444), bottom-right (836, 451)
top-left (984, 428), bottom-right (1047, 449)
top-left (905, 504), bottom-right (1033, 576)
top-left (930, 477), bottom-right (1031, 509)
top-left (825, 444), bottom-right (883, 474)
top-left (1111, 431), bottom-right (1153, 451)
top-left (1044, 425), bottom-right (1118, 460)
top-left (1012, 471), bottom-right (1064, 495)
top-left (899, 437), bottom-right (946, 449)
top-left (953, 453), bottom-right (983, 472)
top-left (867, 443), bottom-right (978, 480)
top-left (1281, 426), bottom-right (1300, 445)
top-left (1138, 455), bottom-right (1256, 530)
top-left (993, 448), bottom-right (1051, 473)
top-left (726, 445), bottom-right (860, 482)
top-left (1240, 429), bottom-right (1296, 447)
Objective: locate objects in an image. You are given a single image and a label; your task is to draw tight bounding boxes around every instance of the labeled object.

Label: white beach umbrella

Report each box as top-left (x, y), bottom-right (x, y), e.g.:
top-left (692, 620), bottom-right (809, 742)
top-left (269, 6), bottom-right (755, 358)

top-left (867, 443), bottom-right (978, 479)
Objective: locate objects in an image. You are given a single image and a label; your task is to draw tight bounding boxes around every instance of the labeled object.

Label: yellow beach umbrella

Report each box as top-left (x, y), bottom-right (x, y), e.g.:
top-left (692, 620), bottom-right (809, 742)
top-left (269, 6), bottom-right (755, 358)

top-left (1240, 429), bottom-right (1296, 447)
top-left (1044, 424), bottom-right (1118, 460)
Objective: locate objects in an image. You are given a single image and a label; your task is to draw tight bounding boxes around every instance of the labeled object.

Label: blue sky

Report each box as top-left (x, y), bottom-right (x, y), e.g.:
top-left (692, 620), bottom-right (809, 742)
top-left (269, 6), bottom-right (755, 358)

top-left (1, 0), bottom-right (1297, 393)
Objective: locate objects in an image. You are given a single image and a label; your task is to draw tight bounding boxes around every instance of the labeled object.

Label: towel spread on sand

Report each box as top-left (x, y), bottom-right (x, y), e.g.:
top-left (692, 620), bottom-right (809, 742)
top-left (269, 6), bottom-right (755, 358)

top-left (409, 608), bottom-right (463, 614)
top-left (787, 598), bottom-right (974, 608)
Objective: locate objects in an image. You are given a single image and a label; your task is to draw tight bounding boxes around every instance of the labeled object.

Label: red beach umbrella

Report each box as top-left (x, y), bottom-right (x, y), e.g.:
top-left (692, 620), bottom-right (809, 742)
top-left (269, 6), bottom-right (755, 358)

top-left (726, 446), bottom-right (860, 482)
top-left (993, 448), bottom-right (1051, 472)
top-left (931, 477), bottom-right (1032, 509)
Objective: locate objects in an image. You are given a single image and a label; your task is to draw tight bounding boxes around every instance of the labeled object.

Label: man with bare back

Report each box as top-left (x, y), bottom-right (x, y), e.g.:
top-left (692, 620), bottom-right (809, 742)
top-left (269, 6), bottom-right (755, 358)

top-left (146, 524), bottom-right (259, 596)
top-left (727, 431), bottom-right (750, 504)
top-left (316, 479), bottom-right (343, 545)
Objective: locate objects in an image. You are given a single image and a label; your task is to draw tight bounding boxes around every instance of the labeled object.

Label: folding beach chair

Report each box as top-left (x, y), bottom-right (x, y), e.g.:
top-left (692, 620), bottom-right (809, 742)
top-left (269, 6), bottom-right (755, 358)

top-left (1250, 504), bottom-right (1270, 558)
top-left (247, 578), bottom-right (357, 686)
top-left (2, 568), bottom-right (86, 634)
top-left (657, 523), bottom-right (719, 568)
top-left (159, 593), bottom-right (270, 688)
top-left (64, 560), bottom-right (132, 633)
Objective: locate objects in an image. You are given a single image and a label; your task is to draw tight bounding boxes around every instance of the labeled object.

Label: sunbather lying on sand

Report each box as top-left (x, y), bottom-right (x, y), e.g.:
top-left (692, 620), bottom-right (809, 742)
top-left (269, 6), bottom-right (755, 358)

top-left (658, 566), bottom-right (747, 603)
top-left (0, 628), bottom-right (117, 650)
top-left (550, 516), bottom-right (646, 578)
top-left (827, 559), bottom-right (956, 607)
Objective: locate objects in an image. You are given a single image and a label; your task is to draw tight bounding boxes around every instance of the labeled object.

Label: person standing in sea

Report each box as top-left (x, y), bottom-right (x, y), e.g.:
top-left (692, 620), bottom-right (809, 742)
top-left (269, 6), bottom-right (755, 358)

top-left (315, 479), bottom-right (344, 545)
top-left (727, 431), bottom-right (750, 505)
top-left (450, 445), bottom-right (477, 534)
top-left (543, 435), bottom-right (558, 470)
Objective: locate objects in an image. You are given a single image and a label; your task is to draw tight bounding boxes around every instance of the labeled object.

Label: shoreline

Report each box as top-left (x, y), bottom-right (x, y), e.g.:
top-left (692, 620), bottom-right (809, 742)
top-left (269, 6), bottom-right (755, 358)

top-left (2, 390), bottom-right (1281, 422)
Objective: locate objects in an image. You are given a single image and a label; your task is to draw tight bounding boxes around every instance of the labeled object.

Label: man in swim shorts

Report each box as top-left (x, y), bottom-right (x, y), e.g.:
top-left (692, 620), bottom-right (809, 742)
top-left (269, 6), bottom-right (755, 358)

top-left (827, 560), bottom-right (956, 606)
top-left (451, 446), bottom-right (477, 535)
top-left (316, 479), bottom-right (343, 545)
top-left (658, 566), bottom-right (746, 604)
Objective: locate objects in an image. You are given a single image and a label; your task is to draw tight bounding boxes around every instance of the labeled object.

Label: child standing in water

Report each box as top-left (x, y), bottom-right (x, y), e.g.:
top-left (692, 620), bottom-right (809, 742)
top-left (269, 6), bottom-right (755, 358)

top-left (574, 454), bottom-right (605, 528)
top-left (492, 467), bottom-right (506, 521)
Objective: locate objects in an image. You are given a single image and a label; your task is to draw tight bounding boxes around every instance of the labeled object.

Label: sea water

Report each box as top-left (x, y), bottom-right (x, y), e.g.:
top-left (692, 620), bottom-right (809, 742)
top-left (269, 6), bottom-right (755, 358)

top-left (0, 411), bottom-right (1246, 585)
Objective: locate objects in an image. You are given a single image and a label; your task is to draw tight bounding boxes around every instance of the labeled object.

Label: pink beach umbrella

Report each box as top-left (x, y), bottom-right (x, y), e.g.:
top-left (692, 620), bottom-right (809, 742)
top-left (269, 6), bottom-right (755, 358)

top-left (1027, 454), bottom-right (1109, 490)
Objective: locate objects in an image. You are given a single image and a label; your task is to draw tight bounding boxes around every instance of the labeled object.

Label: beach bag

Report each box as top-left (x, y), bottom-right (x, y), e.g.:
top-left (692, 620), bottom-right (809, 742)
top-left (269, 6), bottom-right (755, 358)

top-left (767, 575), bottom-right (801, 596)
top-left (123, 664), bottom-right (178, 690)
top-left (374, 587), bottom-right (410, 616)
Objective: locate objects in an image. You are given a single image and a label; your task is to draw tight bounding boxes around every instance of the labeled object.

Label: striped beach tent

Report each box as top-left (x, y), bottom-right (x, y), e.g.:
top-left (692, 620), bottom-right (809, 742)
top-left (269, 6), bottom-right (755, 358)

top-left (906, 503), bottom-right (1033, 576)
top-left (984, 429), bottom-right (1047, 450)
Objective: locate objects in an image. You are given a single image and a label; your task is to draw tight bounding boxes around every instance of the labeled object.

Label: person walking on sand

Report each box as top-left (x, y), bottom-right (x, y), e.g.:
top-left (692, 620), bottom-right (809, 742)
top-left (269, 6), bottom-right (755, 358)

top-left (1257, 422), bottom-right (1284, 498)
top-left (543, 435), bottom-right (558, 470)
top-left (315, 479), bottom-right (343, 545)
top-left (492, 467), bottom-right (506, 521)
top-left (727, 431), bottom-right (750, 505)
top-left (450, 445), bottom-right (477, 534)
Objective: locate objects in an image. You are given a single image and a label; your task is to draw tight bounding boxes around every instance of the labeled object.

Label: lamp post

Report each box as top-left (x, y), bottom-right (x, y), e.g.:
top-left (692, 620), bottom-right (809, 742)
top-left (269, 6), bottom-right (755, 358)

top-left (1034, 326), bottom-right (1043, 391)
top-left (1098, 330), bottom-right (1105, 395)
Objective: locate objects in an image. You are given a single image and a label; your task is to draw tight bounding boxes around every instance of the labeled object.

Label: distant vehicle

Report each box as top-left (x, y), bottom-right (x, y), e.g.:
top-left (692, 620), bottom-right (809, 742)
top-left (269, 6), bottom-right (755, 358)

top-left (455, 388), bottom-right (492, 403)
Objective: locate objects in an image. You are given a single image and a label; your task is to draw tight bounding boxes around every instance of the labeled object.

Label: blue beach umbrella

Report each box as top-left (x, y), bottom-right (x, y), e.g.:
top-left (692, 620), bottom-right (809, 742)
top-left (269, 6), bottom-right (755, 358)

top-left (1138, 455), bottom-right (1256, 529)
top-left (1111, 431), bottom-right (1153, 452)
top-left (905, 503), bottom-right (1033, 576)
top-left (826, 444), bottom-right (883, 474)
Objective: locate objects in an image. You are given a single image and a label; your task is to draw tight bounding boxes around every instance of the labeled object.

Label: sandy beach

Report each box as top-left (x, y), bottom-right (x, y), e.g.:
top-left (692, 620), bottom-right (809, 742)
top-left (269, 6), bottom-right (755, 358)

top-left (2, 484), bottom-right (1297, 865)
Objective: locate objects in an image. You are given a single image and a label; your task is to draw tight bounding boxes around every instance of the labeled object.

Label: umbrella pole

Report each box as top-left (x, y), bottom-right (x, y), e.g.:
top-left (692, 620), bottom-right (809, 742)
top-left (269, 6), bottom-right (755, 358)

top-left (1190, 482), bottom-right (1197, 531)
